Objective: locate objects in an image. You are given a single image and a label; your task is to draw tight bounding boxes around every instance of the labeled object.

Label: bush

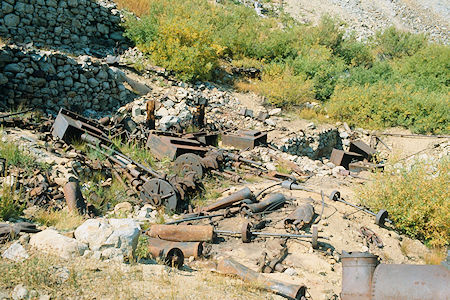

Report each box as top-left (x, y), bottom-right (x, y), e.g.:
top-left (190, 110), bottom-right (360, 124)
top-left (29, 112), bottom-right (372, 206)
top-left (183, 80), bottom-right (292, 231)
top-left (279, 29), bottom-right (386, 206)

top-left (359, 157), bottom-right (449, 247)
top-left (0, 187), bottom-right (24, 221)
top-left (327, 83), bottom-right (450, 134)
top-left (373, 26), bottom-right (427, 59)
top-left (252, 64), bottom-right (315, 107)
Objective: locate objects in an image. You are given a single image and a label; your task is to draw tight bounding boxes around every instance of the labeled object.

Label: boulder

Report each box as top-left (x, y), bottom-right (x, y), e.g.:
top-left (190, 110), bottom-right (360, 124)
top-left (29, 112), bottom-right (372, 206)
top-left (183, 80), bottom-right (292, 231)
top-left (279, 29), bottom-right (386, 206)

top-left (74, 219), bottom-right (113, 251)
top-left (105, 219), bottom-right (140, 257)
top-left (29, 229), bottom-right (88, 259)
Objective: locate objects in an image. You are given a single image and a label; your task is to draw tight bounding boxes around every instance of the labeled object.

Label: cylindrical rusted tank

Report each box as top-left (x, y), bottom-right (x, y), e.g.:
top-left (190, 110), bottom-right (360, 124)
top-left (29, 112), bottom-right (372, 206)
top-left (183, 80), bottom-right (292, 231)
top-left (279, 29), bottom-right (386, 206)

top-left (341, 251), bottom-right (379, 300)
top-left (147, 237), bottom-right (203, 259)
top-left (241, 193), bottom-right (286, 214)
top-left (202, 187), bottom-right (254, 212)
top-left (147, 224), bottom-right (214, 242)
top-left (371, 264), bottom-right (450, 300)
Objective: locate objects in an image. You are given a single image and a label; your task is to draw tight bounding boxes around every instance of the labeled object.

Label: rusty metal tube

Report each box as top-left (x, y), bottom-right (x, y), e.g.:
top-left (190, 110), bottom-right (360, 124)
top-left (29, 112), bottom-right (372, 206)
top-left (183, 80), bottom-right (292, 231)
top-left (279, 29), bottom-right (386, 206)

top-left (63, 180), bottom-right (86, 214)
top-left (147, 237), bottom-right (203, 259)
top-left (341, 251), bottom-right (378, 300)
top-left (147, 243), bottom-right (184, 268)
top-left (217, 257), bottom-right (306, 299)
top-left (147, 225), bottom-right (214, 242)
top-left (371, 264), bottom-right (450, 300)
top-left (284, 203), bottom-right (315, 227)
top-left (202, 187), bottom-right (254, 212)
top-left (241, 193), bottom-right (286, 214)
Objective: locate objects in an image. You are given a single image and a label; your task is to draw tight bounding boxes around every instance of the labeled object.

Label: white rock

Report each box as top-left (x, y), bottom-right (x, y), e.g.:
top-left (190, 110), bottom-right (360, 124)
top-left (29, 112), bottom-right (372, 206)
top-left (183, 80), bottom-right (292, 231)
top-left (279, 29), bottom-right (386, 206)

top-left (131, 106), bottom-right (142, 118)
top-left (12, 285), bottom-right (28, 300)
top-left (284, 267), bottom-right (298, 276)
top-left (2, 242), bottom-right (29, 262)
top-left (74, 219), bottom-right (113, 251)
top-left (306, 122), bottom-right (316, 130)
top-left (339, 131), bottom-right (349, 139)
top-left (30, 229), bottom-right (88, 259)
top-left (114, 202), bottom-right (133, 215)
top-left (159, 115), bottom-right (180, 131)
top-left (268, 108), bottom-right (281, 116)
top-left (156, 107), bottom-right (169, 117)
top-left (332, 166), bottom-right (346, 176)
top-left (105, 219), bottom-right (140, 257)
top-left (265, 118), bottom-right (276, 127)
top-left (265, 162), bottom-right (277, 171)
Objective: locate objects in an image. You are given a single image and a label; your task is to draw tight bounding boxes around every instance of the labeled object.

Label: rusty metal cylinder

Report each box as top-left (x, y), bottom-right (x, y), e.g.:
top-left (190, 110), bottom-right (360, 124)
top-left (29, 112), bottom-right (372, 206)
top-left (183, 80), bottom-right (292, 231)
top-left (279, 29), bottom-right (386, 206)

top-left (63, 179), bottom-right (86, 214)
top-left (147, 225), bottom-right (214, 242)
top-left (241, 193), bottom-right (286, 214)
top-left (147, 243), bottom-right (184, 268)
top-left (202, 187), bottom-right (254, 212)
top-left (341, 251), bottom-right (379, 300)
top-left (147, 237), bottom-right (203, 259)
top-left (371, 264), bottom-right (450, 300)
top-left (217, 257), bottom-right (306, 299)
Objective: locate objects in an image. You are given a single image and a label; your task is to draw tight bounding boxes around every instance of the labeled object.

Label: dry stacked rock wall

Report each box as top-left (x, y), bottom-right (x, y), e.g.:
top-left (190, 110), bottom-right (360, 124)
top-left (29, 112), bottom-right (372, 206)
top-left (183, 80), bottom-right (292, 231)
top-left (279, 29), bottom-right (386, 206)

top-left (0, 0), bottom-right (125, 52)
top-left (279, 129), bottom-right (343, 159)
top-left (0, 46), bottom-right (132, 111)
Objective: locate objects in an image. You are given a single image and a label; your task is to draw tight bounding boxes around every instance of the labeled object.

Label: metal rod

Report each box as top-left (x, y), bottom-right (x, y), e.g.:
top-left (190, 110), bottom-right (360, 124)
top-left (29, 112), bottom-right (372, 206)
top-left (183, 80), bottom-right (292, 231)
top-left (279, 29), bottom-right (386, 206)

top-left (214, 230), bottom-right (329, 240)
top-left (165, 213), bottom-right (224, 225)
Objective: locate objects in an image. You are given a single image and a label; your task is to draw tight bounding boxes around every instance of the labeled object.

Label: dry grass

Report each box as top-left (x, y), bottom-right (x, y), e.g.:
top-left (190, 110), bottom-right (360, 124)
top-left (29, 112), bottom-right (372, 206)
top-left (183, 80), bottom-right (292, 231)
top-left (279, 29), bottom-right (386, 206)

top-left (424, 248), bottom-right (447, 265)
top-left (29, 208), bottom-right (85, 231)
top-left (115, 0), bottom-right (150, 16)
top-left (0, 252), bottom-right (269, 299)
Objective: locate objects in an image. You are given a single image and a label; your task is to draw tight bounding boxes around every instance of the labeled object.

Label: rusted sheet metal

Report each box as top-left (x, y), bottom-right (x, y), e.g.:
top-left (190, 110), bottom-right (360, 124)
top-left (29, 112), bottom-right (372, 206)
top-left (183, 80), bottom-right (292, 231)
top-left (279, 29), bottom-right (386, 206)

top-left (217, 257), bottom-right (306, 300)
top-left (222, 130), bottom-right (267, 150)
top-left (147, 237), bottom-right (203, 259)
top-left (284, 203), bottom-right (315, 229)
top-left (201, 187), bottom-right (254, 212)
top-left (52, 108), bottom-right (111, 145)
top-left (349, 140), bottom-right (376, 159)
top-left (359, 227), bottom-right (383, 248)
top-left (241, 193), bottom-right (286, 214)
top-left (0, 222), bottom-right (40, 242)
top-left (341, 251), bottom-right (450, 300)
top-left (182, 132), bottom-right (218, 146)
top-left (147, 224), bottom-right (214, 242)
top-left (63, 179), bottom-right (86, 214)
top-left (330, 149), bottom-right (364, 169)
top-left (146, 133), bottom-right (208, 161)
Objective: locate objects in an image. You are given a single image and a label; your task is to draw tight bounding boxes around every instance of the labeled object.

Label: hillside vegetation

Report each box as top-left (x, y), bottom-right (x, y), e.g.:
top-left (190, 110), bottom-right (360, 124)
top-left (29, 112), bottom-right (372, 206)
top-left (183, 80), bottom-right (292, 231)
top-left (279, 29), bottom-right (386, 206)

top-left (118, 0), bottom-right (449, 134)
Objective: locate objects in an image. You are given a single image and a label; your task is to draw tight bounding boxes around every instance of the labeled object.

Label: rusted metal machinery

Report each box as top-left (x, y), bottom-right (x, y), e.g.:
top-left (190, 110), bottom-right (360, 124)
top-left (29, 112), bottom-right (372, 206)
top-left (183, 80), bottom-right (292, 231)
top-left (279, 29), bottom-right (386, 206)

top-left (341, 251), bottom-right (450, 300)
top-left (147, 237), bottom-right (204, 259)
top-left (147, 240), bottom-right (185, 268)
top-left (0, 222), bottom-right (40, 243)
top-left (146, 132), bottom-right (209, 161)
top-left (148, 222), bottom-right (326, 247)
top-left (284, 203), bottom-right (315, 231)
top-left (217, 257), bottom-right (306, 300)
top-left (51, 109), bottom-right (197, 212)
top-left (63, 178), bottom-right (86, 214)
top-left (258, 247), bottom-right (288, 273)
top-left (330, 149), bottom-right (364, 170)
top-left (200, 187), bottom-right (255, 213)
top-left (280, 181), bottom-right (391, 226)
top-left (147, 225), bottom-right (215, 242)
top-left (240, 193), bottom-right (286, 216)
top-left (222, 130), bottom-right (267, 150)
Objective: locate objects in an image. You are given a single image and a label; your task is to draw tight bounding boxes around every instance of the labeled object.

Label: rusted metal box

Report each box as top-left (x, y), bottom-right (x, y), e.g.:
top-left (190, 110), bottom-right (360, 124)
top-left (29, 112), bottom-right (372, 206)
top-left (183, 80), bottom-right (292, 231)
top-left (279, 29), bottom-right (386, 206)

top-left (146, 133), bottom-right (208, 161)
top-left (222, 130), bottom-right (267, 150)
top-left (349, 140), bottom-right (376, 159)
top-left (330, 149), bottom-right (364, 169)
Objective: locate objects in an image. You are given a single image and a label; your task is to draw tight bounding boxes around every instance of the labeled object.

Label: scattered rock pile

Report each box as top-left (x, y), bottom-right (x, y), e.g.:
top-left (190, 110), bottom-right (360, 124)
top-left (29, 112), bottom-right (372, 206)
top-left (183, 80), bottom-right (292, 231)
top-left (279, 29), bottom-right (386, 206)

top-left (0, 45), bottom-right (133, 111)
top-left (0, 0), bottom-right (126, 53)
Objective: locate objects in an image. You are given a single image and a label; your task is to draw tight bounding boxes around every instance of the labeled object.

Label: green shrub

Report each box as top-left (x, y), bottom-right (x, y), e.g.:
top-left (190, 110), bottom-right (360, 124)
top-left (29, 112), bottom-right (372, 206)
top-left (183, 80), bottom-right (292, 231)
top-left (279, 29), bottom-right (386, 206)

top-left (373, 26), bottom-right (427, 59)
top-left (0, 187), bottom-right (24, 221)
top-left (359, 157), bottom-right (449, 247)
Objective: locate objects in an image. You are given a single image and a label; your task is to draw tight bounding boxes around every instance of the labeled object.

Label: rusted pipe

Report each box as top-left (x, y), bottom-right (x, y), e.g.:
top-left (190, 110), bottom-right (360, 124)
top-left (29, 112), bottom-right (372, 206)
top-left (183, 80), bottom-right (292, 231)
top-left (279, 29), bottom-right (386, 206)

top-left (147, 237), bottom-right (203, 259)
top-left (341, 251), bottom-right (378, 300)
top-left (201, 187), bottom-right (254, 212)
top-left (146, 100), bottom-right (156, 130)
top-left (241, 193), bottom-right (286, 214)
top-left (147, 243), bottom-right (184, 268)
top-left (63, 179), bottom-right (86, 214)
top-left (147, 224), bottom-right (214, 242)
top-left (217, 257), bottom-right (306, 299)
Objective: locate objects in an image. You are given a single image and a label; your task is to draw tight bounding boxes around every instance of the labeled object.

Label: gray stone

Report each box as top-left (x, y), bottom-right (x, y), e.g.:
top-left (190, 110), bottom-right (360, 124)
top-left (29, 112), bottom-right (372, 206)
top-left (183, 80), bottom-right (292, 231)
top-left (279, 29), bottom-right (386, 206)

top-left (87, 78), bottom-right (99, 88)
top-left (159, 115), bottom-right (180, 131)
top-left (4, 63), bottom-right (22, 73)
top-left (268, 108), bottom-right (281, 116)
top-left (46, 0), bottom-right (58, 8)
top-left (2, 242), bottom-right (29, 262)
top-left (67, 0), bottom-right (79, 7)
top-left (2, 2), bottom-right (13, 14)
top-left (0, 74), bottom-right (8, 85)
top-left (4, 14), bottom-right (20, 27)
top-left (105, 218), bottom-right (140, 257)
top-left (29, 229), bottom-right (88, 259)
top-left (63, 77), bottom-right (73, 87)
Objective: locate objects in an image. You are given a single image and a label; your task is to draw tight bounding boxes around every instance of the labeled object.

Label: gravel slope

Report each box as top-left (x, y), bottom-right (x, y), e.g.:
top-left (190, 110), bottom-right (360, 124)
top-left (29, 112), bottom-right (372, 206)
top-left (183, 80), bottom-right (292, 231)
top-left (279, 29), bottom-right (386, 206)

top-left (283, 0), bottom-right (449, 43)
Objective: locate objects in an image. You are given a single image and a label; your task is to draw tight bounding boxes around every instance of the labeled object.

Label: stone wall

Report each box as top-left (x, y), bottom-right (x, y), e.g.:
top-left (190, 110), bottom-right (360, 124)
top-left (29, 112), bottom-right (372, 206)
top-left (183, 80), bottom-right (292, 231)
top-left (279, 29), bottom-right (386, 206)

top-left (0, 0), bottom-right (126, 53)
top-left (0, 45), bottom-right (133, 111)
top-left (279, 129), bottom-right (343, 159)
